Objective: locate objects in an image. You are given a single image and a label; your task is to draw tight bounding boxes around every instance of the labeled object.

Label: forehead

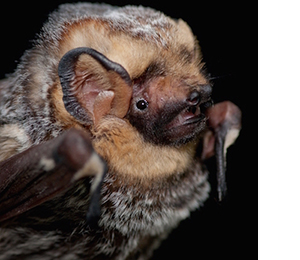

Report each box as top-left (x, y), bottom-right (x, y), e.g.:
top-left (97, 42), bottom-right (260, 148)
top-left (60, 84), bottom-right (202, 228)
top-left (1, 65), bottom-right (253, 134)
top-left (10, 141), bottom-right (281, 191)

top-left (52, 4), bottom-right (195, 48)
top-left (54, 4), bottom-right (203, 81)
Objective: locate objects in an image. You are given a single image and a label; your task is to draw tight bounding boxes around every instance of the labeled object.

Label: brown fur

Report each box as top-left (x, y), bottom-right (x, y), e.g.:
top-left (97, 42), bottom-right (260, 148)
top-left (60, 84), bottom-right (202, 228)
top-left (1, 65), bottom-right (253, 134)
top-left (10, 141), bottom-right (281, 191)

top-left (54, 17), bottom-right (205, 83)
top-left (91, 116), bottom-right (197, 180)
top-left (0, 3), bottom-right (240, 260)
top-left (47, 9), bottom-right (208, 179)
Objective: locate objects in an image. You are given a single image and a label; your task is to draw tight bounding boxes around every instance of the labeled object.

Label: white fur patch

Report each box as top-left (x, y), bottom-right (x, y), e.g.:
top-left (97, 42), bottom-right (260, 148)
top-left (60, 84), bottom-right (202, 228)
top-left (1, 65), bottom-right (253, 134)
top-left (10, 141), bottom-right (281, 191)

top-left (39, 157), bottom-right (56, 171)
top-left (0, 124), bottom-right (31, 148)
top-left (73, 152), bottom-right (106, 193)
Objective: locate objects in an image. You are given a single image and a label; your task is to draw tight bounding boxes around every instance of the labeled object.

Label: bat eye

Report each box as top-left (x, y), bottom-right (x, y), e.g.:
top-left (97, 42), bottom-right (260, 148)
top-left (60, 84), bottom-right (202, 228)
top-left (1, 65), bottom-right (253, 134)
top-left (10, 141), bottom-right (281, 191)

top-left (136, 99), bottom-right (148, 110)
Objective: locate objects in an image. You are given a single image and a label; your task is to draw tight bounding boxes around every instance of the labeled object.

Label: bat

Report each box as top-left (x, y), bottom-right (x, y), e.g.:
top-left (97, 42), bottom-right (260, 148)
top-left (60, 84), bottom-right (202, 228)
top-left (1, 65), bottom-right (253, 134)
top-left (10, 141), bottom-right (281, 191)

top-left (0, 3), bottom-right (241, 259)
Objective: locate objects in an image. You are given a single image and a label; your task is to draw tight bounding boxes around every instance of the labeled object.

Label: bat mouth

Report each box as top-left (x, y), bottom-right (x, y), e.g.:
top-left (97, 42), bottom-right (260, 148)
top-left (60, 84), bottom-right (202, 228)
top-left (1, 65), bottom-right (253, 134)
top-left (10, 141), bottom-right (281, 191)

top-left (167, 101), bottom-right (210, 130)
top-left (163, 101), bottom-right (212, 144)
top-left (170, 107), bottom-right (201, 127)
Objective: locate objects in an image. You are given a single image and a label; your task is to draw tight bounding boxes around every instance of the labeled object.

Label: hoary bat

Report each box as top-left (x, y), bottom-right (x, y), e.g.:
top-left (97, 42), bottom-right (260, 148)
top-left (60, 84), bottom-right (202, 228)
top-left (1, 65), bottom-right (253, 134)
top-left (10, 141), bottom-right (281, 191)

top-left (0, 3), bottom-right (241, 260)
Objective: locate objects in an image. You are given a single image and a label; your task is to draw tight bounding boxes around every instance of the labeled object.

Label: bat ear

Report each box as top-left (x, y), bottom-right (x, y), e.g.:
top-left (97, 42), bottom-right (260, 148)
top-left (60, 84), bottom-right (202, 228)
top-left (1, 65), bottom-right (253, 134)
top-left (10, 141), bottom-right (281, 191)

top-left (58, 47), bottom-right (132, 126)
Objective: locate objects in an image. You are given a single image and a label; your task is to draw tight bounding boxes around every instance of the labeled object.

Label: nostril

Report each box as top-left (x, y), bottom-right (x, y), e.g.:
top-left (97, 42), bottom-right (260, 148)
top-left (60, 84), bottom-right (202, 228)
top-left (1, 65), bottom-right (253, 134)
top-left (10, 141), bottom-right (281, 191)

top-left (201, 84), bottom-right (212, 97)
top-left (187, 91), bottom-right (200, 106)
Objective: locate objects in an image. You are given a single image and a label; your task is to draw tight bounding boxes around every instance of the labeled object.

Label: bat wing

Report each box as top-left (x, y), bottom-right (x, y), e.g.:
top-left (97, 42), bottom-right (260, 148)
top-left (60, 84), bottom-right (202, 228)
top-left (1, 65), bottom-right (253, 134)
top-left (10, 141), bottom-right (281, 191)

top-left (0, 128), bottom-right (106, 226)
top-left (202, 101), bottom-right (242, 201)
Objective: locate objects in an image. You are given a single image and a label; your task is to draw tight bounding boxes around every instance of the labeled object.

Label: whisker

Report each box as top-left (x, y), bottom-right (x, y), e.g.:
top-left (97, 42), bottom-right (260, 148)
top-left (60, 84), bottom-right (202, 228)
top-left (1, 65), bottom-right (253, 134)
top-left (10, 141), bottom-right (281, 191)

top-left (209, 73), bottom-right (233, 81)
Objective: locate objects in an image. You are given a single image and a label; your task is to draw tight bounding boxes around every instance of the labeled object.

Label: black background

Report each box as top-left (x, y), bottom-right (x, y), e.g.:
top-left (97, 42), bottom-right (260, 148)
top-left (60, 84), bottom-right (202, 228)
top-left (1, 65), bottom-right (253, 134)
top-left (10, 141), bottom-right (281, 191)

top-left (0, 1), bottom-right (257, 259)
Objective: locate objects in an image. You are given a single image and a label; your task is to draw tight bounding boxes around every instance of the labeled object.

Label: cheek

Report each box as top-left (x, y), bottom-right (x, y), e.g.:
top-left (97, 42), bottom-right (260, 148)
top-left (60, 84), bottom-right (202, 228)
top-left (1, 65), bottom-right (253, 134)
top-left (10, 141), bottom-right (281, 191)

top-left (127, 109), bottom-right (158, 139)
top-left (148, 92), bottom-right (165, 111)
top-left (126, 105), bottom-right (148, 130)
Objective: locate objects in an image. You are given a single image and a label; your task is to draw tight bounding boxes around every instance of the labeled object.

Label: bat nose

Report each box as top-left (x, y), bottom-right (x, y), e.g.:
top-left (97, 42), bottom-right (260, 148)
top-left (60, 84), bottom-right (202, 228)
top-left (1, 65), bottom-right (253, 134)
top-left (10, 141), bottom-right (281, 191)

top-left (186, 91), bottom-right (200, 106)
top-left (186, 85), bottom-right (212, 105)
top-left (200, 84), bottom-right (212, 99)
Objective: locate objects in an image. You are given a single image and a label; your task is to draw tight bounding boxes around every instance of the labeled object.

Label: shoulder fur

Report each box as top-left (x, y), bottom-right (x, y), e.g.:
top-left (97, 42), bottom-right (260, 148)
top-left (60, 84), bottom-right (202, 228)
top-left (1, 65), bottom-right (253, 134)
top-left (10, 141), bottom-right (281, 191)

top-left (0, 125), bottom-right (31, 161)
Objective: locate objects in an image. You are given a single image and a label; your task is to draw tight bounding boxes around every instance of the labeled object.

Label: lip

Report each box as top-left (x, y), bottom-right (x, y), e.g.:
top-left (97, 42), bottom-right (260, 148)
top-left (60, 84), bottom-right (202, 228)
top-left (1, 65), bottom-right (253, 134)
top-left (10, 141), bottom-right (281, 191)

top-left (167, 105), bottom-right (205, 130)
top-left (152, 100), bottom-right (212, 145)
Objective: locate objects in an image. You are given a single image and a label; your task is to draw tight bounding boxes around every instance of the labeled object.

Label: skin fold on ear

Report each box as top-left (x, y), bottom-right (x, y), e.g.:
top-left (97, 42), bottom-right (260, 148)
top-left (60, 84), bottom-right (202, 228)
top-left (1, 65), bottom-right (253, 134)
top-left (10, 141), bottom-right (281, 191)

top-left (58, 47), bottom-right (132, 126)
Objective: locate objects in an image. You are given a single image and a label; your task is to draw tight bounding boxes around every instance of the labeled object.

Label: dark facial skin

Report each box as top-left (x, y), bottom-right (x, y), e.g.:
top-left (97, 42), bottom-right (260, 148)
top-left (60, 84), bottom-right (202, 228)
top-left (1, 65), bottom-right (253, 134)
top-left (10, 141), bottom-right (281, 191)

top-left (126, 76), bottom-right (212, 146)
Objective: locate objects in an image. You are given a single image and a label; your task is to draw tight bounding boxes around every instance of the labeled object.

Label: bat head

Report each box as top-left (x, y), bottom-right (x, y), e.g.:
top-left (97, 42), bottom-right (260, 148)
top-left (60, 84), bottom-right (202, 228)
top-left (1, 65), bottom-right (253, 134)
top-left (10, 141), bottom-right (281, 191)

top-left (58, 46), bottom-right (212, 146)
top-left (57, 10), bottom-right (212, 146)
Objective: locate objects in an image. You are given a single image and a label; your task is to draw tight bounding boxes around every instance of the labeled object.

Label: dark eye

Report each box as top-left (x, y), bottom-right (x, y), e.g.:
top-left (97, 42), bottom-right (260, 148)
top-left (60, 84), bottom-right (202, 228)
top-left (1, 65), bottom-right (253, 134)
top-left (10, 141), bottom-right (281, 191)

top-left (136, 99), bottom-right (148, 110)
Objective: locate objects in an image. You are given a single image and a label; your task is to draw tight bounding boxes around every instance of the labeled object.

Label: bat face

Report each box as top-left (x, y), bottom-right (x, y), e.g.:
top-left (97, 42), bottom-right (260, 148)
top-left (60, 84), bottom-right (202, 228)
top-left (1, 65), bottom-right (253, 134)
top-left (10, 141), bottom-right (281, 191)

top-left (127, 75), bottom-right (213, 146)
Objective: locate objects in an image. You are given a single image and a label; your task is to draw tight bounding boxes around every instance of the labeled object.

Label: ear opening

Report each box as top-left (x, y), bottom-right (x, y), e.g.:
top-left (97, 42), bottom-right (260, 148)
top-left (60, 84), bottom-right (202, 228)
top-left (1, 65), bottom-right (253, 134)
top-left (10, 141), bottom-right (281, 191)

top-left (58, 47), bottom-right (132, 126)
